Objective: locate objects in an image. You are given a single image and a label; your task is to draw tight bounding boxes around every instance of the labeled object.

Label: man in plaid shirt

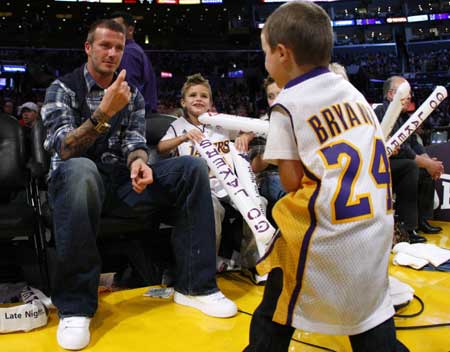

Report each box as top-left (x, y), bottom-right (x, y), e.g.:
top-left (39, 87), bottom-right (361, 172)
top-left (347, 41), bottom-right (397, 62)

top-left (42, 19), bottom-right (236, 351)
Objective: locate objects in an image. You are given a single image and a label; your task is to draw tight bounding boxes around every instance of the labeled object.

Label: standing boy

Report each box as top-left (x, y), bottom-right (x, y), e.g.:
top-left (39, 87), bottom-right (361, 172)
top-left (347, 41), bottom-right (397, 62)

top-left (245, 2), bottom-right (408, 351)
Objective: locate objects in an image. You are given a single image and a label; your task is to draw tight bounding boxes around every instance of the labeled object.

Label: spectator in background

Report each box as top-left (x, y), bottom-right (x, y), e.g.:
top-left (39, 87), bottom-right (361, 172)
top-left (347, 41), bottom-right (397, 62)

top-left (2, 99), bottom-right (15, 117)
top-left (374, 76), bottom-right (443, 242)
top-left (111, 11), bottom-right (157, 113)
top-left (17, 101), bottom-right (39, 128)
top-left (16, 101), bottom-right (43, 179)
top-left (17, 101), bottom-right (41, 160)
top-left (248, 76), bottom-right (286, 222)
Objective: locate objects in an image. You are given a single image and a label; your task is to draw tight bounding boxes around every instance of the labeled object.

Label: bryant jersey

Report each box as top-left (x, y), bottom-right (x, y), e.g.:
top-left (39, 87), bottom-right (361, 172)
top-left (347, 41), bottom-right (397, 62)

top-left (161, 116), bottom-right (237, 198)
top-left (260, 68), bottom-right (395, 335)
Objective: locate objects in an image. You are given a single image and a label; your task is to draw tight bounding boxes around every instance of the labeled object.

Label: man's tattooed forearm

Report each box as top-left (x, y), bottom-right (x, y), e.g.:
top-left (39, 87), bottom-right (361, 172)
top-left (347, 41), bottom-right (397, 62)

top-left (59, 120), bottom-right (99, 160)
top-left (92, 108), bottom-right (110, 123)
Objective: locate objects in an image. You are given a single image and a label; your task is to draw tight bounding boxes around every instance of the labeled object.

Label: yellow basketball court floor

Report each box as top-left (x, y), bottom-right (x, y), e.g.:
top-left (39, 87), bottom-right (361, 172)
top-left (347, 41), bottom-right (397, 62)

top-left (2, 221), bottom-right (449, 352)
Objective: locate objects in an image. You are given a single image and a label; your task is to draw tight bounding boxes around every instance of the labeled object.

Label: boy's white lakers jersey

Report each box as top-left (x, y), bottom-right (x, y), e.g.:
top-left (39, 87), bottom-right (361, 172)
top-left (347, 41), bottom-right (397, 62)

top-left (161, 116), bottom-right (236, 198)
top-left (261, 68), bottom-right (395, 335)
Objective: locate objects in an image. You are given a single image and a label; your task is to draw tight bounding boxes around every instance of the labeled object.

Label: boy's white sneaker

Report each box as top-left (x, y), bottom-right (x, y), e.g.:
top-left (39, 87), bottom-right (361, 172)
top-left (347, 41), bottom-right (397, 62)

top-left (57, 316), bottom-right (91, 350)
top-left (174, 291), bottom-right (237, 318)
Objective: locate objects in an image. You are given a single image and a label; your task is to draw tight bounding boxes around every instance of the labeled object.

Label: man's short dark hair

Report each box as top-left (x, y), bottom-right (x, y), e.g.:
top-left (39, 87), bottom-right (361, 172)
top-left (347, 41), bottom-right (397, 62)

top-left (86, 19), bottom-right (126, 44)
top-left (110, 11), bottom-right (134, 27)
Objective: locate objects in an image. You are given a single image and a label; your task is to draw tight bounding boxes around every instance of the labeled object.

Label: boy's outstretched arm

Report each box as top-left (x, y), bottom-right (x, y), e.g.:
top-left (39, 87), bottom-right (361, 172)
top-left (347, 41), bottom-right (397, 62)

top-left (278, 159), bottom-right (304, 192)
top-left (157, 135), bottom-right (187, 155)
top-left (157, 129), bottom-right (204, 155)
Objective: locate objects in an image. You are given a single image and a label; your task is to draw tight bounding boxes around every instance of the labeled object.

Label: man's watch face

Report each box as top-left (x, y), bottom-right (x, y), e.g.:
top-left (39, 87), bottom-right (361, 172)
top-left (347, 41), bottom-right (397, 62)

top-left (94, 122), bottom-right (110, 133)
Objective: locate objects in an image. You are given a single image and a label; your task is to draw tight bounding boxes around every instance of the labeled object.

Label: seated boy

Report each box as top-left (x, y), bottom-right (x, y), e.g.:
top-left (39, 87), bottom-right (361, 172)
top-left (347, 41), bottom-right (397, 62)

top-left (157, 73), bottom-right (255, 268)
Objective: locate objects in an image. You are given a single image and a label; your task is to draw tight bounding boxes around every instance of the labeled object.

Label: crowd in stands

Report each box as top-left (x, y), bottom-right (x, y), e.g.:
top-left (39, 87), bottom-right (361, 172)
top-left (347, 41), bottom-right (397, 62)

top-left (334, 51), bottom-right (401, 77)
top-left (1, 47), bottom-right (450, 130)
top-left (408, 48), bottom-right (450, 73)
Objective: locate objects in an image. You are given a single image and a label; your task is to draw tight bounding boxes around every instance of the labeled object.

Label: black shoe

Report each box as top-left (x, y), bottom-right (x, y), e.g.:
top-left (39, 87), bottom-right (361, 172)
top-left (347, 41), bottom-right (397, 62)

top-left (407, 230), bottom-right (427, 243)
top-left (418, 220), bottom-right (442, 234)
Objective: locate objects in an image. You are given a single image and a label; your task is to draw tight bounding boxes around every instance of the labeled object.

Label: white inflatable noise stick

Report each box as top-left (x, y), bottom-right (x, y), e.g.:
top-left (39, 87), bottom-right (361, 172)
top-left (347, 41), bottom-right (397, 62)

top-left (199, 112), bottom-right (269, 136)
top-left (386, 86), bottom-right (447, 156)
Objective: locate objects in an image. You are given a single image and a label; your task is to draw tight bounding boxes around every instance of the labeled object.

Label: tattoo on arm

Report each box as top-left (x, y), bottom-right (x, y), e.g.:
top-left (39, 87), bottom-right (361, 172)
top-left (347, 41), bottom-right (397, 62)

top-left (59, 109), bottom-right (112, 160)
top-left (59, 119), bottom-right (99, 160)
top-left (92, 109), bottom-right (110, 124)
top-left (127, 149), bottom-right (149, 169)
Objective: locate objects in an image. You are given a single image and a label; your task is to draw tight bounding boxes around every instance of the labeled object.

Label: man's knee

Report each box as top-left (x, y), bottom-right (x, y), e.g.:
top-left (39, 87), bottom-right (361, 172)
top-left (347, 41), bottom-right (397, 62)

top-left (61, 158), bottom-right (101, 183)
top-left (51, 158), bottom-right (104, 198)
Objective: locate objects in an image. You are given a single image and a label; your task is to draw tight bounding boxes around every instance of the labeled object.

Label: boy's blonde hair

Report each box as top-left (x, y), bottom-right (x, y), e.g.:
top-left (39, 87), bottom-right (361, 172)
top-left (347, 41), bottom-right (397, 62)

top-left (181, 73), bottom-right (213, 101)
top-left (263, 76), bottom-right (276, 93)
top-left (262, 1), bottom-right (332, 67)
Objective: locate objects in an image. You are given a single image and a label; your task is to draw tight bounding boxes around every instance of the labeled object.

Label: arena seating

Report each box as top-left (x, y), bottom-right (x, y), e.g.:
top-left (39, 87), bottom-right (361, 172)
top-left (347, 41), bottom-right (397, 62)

top-left (0, 113), bottom-right (49, 290)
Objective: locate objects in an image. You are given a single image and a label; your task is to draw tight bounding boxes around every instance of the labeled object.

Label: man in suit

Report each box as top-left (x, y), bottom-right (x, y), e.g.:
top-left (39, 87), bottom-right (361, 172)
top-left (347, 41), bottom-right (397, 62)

top-left (374, 76), bottom-right (444, 243)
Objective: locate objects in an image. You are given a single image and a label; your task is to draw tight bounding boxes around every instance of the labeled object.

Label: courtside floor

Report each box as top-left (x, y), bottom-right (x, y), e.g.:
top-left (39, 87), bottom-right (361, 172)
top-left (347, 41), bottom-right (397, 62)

top-left (2, 221), bottom-right (449, 352)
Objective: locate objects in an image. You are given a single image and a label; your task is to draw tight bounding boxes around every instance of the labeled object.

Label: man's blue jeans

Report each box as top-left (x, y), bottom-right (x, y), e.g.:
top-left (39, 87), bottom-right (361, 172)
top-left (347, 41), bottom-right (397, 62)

top-left (48, 156), bottom-right (218, 317)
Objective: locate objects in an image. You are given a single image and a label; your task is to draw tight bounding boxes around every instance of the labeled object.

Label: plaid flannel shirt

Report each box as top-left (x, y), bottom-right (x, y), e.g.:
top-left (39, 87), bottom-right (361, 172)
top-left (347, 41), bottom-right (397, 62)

top-left (41, 65), bottom-right (147, 177)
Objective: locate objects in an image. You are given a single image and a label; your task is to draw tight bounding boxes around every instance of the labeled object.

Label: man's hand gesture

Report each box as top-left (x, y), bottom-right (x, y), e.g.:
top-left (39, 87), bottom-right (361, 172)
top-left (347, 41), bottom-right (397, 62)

top-left (130, 158), bottom-right (153, 193)
top-left (99, 69), bottom-right (131, 119)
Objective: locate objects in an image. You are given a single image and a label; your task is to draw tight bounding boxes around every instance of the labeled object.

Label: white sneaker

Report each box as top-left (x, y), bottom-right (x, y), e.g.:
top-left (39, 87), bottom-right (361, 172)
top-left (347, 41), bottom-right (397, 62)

top-left (57, 316), bottom-right (91, 350)
top-left (174, 291), bottom-right (237, 318)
